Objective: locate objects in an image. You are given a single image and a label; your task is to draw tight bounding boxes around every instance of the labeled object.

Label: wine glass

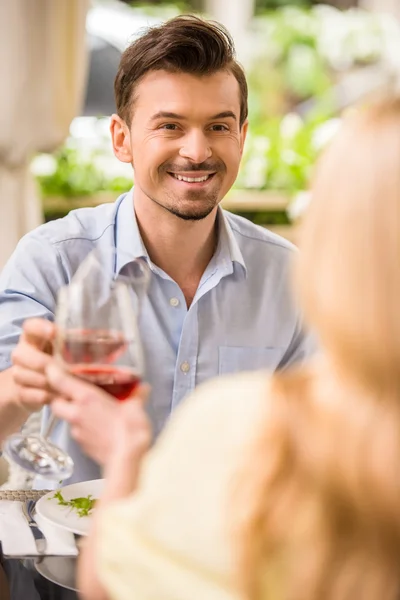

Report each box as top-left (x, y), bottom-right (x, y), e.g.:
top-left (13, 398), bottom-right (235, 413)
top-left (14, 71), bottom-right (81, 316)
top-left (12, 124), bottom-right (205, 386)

top-left (3, 249), bottom-right (150, 481)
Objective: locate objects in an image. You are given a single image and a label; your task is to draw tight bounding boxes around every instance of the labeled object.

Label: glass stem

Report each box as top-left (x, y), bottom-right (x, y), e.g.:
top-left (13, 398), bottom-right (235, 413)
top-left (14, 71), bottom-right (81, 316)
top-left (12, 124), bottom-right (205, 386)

top-left (42, 414), bottom-right (58, 439)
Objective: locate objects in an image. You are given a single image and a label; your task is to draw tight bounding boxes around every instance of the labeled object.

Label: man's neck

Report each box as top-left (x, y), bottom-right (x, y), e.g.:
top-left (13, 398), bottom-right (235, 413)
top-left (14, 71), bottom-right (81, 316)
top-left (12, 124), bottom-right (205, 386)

top-left (133, 191), bottom-right (218, 298)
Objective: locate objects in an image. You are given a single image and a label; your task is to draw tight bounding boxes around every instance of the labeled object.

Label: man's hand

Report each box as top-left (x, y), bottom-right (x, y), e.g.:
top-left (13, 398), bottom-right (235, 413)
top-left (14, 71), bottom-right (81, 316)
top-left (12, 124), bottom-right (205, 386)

top-left (11, 318), bottom-right (56, 413)
top-left (46, 363), bottom-right (151, 468)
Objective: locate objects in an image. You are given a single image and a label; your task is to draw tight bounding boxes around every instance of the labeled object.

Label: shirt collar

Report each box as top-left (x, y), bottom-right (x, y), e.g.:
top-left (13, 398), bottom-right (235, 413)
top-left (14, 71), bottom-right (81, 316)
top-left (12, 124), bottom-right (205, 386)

top-left (216, 208), bottom-right (247, 277)
top-left (114, 188), bottom-right (149, 274)
top-left (114, 188), bottom-right (247, 277)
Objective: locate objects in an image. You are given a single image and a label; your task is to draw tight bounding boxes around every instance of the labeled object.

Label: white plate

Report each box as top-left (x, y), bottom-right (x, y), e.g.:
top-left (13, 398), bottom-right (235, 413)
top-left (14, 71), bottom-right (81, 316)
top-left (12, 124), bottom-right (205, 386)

top-left (35, 479), bottom-right (104, 536)
top-left (35, 556), bottom-right (78, 592)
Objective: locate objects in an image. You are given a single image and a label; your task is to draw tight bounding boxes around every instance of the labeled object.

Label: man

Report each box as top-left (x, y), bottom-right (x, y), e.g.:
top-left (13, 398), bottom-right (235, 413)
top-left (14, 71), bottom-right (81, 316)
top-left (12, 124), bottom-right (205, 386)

top-left (0, 16), bottom-right (313, 484)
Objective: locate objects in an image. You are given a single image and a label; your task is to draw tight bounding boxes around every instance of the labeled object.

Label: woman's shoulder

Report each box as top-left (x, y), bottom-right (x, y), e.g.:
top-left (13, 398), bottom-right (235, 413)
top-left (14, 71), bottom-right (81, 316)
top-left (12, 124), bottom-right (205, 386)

top-left (149, 370), bottom-right (272, 463)
top-left (176, 370), bottom-right (271, 426)
top-left (160, 363), bottom-right (327, 449)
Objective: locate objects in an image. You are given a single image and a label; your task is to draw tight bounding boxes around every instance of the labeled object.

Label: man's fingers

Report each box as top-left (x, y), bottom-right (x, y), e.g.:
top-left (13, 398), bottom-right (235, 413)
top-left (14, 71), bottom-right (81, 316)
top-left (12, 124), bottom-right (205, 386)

top-left (18, 387), bottom-right (54, 411)
top-left (13, 365), bottom-right (49, 390)
top-left (12, 342), bottom-right (53, 372)
top-left (22, 319), bottom-right (55, 353)
top-left (10, 321), bottom-right (56, 416)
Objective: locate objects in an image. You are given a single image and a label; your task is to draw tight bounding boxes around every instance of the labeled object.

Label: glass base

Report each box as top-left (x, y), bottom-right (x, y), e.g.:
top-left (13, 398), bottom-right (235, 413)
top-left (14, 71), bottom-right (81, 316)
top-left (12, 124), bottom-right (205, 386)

top-left (3, 434), bottom-right (74, 481)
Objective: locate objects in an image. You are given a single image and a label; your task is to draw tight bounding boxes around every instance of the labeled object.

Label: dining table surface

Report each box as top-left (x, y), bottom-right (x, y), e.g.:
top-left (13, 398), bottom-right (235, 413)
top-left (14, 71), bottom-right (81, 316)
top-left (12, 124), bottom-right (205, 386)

top-left (0, 489), bottom-right (79, 600)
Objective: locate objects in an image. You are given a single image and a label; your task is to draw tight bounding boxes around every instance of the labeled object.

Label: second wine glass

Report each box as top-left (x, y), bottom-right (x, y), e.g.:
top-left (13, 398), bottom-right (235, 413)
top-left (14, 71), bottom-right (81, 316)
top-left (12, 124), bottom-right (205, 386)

top-left (54, 258), bottom-right (148, 401)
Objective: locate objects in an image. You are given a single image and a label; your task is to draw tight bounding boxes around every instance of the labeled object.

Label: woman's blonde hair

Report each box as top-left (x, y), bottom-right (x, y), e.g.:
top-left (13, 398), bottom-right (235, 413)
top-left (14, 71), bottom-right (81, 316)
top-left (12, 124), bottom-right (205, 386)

top-left (235, 97), bottom-right (400, 599)
top-left (298, 97), bottom-right (400, 388)
top-left (236, 373), bottom-right (400, 600)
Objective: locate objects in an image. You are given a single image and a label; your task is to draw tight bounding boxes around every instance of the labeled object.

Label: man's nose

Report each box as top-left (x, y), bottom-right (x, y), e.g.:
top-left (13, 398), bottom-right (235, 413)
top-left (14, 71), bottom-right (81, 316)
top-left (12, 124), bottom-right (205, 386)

top-left (178, 130), bottom-right (212, 164)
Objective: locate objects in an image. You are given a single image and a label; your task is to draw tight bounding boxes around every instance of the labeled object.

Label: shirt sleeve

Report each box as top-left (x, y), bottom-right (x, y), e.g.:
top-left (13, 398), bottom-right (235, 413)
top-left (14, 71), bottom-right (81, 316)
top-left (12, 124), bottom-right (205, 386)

top-left (96, 371), bottom-right (269, 600)
top-left (0, 231), bottom-right (68, 371)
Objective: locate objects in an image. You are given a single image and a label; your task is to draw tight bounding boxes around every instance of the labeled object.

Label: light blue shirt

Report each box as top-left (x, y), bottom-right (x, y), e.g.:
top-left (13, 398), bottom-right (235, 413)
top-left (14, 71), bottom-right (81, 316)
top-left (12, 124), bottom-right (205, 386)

top-left (0, 190), bottom-right (313, 485)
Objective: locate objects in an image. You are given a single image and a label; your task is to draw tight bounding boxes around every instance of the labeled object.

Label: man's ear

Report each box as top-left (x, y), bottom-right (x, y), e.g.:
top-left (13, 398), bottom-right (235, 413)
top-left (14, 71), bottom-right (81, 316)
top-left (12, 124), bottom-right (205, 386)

top-left (240, 119), bottom-right (249, 156)
top-left (110, 114), bottom-right (133, 164)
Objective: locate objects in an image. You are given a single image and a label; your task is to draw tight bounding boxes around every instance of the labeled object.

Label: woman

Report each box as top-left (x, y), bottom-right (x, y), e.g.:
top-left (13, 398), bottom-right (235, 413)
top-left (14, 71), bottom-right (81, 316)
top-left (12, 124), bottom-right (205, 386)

top-left (47, 96), bottom-right (400, 600)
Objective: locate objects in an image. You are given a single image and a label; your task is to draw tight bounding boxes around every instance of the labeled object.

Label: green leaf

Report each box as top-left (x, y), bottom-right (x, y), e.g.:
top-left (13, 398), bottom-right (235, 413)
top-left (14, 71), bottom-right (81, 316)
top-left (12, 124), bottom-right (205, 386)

top-left (49, 491), bottom-right (97, 517)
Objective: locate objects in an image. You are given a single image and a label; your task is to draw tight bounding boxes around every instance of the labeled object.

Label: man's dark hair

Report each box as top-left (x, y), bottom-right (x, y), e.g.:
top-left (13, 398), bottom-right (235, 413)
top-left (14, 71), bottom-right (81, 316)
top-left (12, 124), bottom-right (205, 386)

top-left (114, 15), bottom-right (248, 127)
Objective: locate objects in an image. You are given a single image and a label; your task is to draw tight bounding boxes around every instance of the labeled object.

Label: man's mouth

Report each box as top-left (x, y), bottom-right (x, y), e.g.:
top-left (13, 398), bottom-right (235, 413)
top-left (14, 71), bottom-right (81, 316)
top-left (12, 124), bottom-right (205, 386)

top-left (168, 172), bottom-right (216, 184)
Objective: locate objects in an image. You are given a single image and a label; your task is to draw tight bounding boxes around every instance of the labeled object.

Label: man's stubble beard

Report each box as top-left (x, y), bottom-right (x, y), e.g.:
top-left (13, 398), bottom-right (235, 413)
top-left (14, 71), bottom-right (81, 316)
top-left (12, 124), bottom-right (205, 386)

top-left (148, 186), bottom-right (220, 221)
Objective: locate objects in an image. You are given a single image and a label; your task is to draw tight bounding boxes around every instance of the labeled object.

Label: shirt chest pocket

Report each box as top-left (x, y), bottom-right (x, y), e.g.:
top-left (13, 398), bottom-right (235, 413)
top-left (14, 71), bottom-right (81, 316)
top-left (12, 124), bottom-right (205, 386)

top-left (218, 346), bottom-right (284, 375)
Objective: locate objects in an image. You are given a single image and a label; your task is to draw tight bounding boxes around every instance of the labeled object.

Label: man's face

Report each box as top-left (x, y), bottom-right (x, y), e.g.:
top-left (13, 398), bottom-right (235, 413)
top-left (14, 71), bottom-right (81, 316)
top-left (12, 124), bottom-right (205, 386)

top-left (118, 70), bottom-right (247, 221)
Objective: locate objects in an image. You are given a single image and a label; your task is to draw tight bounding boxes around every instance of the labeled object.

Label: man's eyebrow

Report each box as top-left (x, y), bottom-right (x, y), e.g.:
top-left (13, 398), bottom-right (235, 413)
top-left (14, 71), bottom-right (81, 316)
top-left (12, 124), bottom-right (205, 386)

top-left (150, 111), bottom-right (186, 121)
top-left (149, 110), bottom-right (237, 121)
top-left (210, 111), bottom-right (237, 121)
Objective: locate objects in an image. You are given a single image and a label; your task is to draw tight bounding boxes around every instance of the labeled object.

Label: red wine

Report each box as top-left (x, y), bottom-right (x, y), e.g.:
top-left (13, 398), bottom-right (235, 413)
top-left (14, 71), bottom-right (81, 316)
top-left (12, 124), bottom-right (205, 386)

top-left (59, 329), bottom-right (128, 365)
top-left (70, 365), bottom-right (141, 401)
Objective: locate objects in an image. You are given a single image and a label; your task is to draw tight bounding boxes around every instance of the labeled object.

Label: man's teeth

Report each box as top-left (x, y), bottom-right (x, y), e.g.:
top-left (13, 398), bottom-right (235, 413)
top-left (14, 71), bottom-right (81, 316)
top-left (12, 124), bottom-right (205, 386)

top-left (173, 174), bottom-right (210, 182)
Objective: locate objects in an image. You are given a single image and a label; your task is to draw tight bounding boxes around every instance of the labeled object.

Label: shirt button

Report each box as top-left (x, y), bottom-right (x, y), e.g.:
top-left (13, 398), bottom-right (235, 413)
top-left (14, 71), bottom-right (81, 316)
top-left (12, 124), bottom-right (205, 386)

top-left (180, 361), bottom-right (190, 373)
top-left (169, 297), bottom-right (180, 307)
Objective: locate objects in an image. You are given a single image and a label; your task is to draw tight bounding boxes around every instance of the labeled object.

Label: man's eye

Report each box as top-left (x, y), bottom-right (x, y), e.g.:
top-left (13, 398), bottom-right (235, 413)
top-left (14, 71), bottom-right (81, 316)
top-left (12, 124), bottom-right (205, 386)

top-left (210, 124), bottom-right (229, 132)
top-left (161, 124), bottom-right (178, 131)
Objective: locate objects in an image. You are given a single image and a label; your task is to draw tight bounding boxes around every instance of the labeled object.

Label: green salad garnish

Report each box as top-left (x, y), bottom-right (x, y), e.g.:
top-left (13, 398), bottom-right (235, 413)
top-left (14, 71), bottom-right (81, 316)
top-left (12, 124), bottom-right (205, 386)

top-left (50, 490), bottom-right (96, 517)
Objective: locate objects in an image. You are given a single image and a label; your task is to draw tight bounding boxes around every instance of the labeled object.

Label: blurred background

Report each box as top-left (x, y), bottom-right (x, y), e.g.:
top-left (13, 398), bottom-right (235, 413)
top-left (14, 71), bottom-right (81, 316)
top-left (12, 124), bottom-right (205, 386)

top-left (2, 0), bottom-right (400, 268)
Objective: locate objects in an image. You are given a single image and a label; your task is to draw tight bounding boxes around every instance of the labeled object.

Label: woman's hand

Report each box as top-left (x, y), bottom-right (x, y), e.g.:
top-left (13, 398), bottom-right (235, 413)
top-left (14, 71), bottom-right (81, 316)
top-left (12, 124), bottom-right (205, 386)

top-left (46, 362), bottom-right (151, 468)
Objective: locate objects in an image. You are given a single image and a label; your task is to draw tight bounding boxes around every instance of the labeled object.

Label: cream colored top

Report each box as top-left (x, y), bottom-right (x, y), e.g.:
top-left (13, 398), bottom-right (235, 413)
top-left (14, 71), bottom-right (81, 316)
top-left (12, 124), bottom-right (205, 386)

top-left (97, 371), bottom-right (269, 600)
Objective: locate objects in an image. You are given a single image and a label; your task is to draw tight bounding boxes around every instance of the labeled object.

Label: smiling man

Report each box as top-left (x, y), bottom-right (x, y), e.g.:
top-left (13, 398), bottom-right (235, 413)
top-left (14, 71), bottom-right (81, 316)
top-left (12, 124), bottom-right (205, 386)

top-left (111, 64), bottom-right (248, 307)
top-left (0, 16), bottom-right (314, 484)
top-left (119, 70), bottom-right (245, 224)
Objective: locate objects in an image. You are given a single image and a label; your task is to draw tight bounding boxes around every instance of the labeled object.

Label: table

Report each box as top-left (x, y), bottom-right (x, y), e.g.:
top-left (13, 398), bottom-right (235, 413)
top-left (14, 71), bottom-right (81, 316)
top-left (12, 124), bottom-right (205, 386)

top-left (0, 490), bottom-right (78, 600)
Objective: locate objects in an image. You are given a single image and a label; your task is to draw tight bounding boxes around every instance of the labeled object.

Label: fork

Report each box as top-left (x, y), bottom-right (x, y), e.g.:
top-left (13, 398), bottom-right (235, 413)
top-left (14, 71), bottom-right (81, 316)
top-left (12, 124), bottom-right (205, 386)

top-left (22, 499), bottom-right (47, 555)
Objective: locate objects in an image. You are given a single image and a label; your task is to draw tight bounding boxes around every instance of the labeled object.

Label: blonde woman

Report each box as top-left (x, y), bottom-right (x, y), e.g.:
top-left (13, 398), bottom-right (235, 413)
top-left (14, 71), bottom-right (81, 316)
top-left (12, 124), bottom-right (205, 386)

top-left (47, 96), bottom-right (400, 600)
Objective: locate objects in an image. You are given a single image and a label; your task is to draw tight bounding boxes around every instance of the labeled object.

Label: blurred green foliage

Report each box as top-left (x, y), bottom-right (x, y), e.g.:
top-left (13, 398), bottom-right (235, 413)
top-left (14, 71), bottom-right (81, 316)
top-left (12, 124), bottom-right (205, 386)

top-left (235, 116), bottom-right (324, 193)
top-left (255, 0), bottom-right (313, 11)
top-left (35, 3), bottom-right (394, 219)
top-left (37, 147), bottom-right (132, 198)
top-left (130, 0), bottom-right (315, 13)
top-left (128, 1), bottom-right (189, 15)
